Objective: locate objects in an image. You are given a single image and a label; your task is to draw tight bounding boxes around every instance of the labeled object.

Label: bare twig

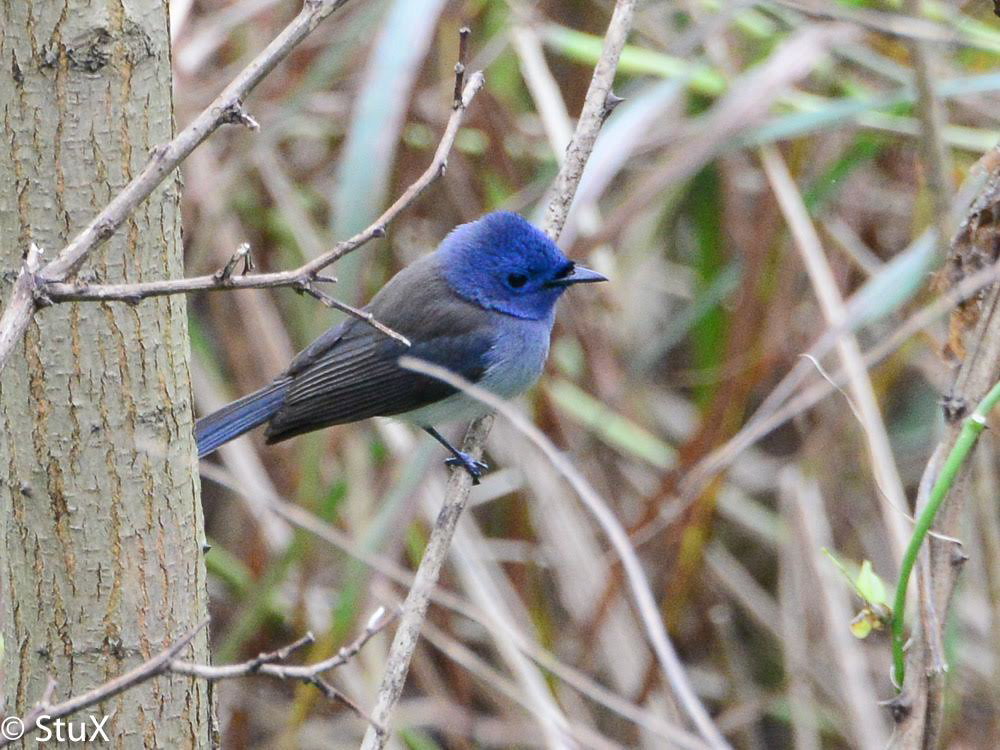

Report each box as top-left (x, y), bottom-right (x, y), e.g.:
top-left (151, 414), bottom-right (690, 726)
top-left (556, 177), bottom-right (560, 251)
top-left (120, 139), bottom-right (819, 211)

top-left (509, 16), bottom-right (602, 237)
top-left (358, 414), bottom-right (495, 750)
top-left (295, 281), bottom-right (411, 346)
top-left (171, 606), bottom-right (397, 722)
top-left (0, 0), bottom-right (354, 373)
top-left (172, 607), bottom-right (393, 683)
top-left (41, 76), bottom-right (483, 304)
top-left (358, 4), bottom-right (641, 749)
top-left (452, 27), bottom-right (471, 108)
top-left (540, 1), bottom-right (637, 241)
top-left (0, 607), bottom-right (396, 748)
top-left (176, 631), bottom-right (317, 678)
top-left (213, 242), bottom-right (255, 284)
top-left (35, 73), bottom-right (486, 343)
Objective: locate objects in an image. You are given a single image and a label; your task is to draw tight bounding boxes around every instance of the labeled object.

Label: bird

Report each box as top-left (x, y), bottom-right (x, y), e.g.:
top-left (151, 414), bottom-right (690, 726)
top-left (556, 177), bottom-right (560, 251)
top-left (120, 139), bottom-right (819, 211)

top-left (195, 211), bottom-right (606, 482)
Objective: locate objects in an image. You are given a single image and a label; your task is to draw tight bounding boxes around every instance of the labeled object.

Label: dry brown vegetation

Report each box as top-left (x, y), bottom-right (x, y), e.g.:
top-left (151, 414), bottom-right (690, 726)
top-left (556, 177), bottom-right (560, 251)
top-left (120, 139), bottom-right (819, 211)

top-left (173, 1), bottom-right (1000, 747)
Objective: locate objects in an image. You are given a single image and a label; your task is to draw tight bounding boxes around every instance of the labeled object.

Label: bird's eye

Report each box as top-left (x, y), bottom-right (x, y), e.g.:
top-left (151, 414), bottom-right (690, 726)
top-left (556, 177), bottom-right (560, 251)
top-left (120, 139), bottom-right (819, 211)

top-left (507, 273), bottom-right (528, 289)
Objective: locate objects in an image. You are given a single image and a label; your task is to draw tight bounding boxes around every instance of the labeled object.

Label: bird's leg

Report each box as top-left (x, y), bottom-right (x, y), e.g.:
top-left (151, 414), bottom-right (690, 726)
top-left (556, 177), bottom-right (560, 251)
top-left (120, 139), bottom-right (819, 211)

top-left (423, 427), bottom-right (489, 485)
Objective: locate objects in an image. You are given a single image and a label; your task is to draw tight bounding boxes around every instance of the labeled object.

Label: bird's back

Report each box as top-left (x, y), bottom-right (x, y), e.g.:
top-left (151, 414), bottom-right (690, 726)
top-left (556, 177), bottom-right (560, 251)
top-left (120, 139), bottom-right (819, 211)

top-left (265, 255), bottom-right (501, 442)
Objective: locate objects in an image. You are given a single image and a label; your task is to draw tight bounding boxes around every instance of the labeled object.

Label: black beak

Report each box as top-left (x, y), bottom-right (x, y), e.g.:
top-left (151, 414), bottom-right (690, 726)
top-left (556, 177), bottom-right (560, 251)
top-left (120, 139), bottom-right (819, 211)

top-left (545, 264), bottom-right (608, 287)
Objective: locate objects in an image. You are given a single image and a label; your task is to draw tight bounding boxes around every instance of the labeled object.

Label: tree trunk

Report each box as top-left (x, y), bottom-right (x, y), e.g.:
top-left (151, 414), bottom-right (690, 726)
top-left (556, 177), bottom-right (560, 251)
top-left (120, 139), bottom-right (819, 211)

top-left (0, 2), bottom-right (213, 746)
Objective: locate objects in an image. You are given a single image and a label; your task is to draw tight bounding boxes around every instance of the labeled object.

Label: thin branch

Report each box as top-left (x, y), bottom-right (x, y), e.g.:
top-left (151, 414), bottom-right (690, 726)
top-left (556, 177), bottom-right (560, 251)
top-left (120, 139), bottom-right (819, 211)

top-left (540, 1), bottom-right (637, 241)
top-left (35, 73), bottom-right (486, 344)
top-left (295, 281), bottom-right (411, 346)
top-left (214, 242), bottom-right (255, 283)
top-left (0, 0), bottom-right (355, 373)
top-left (358, 5), bottom-right (640, 748)
top-left (358, 414), bottom-right (495, 750)
top-left (452, 27), bottom-right (471, 108)
top-left (172, 606), bottom-right (393, 682)
top-left (171, 606), bottom-right (397, 723)
top-left (0, 607), bottom-right (396, 747)
top-left (173, 631), bottom-right (316, 678)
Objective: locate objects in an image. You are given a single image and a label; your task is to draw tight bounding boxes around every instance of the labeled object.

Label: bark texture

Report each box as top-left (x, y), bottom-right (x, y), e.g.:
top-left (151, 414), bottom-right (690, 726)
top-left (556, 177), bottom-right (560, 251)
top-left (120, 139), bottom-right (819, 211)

top-left (0, 2), bottom-right (213, 746)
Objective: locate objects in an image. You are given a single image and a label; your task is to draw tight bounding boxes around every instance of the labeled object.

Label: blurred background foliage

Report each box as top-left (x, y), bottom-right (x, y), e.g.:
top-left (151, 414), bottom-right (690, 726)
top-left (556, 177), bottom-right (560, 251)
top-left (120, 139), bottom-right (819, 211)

top-left (173, 0), bottom-right (1000, 747)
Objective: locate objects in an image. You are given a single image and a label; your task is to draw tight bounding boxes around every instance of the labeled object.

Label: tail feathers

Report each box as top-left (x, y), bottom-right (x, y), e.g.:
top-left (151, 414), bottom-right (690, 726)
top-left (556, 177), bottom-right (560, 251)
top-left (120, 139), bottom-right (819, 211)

top-left (196, 380), bottom-right (289, 458)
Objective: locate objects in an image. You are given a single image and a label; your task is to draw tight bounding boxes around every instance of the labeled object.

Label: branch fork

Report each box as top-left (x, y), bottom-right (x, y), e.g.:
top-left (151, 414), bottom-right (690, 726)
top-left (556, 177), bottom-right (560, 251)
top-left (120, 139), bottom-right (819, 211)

top-left (2, 607), bottom-right (395, 748)
top-left (212, 243), bottom-right (256, 285)
top-left (0, 0), bottom-right (356, 372)
top-left (16, 68), bottom-right (485, 346)
top-left (218, 100), bottom-right (260, 130)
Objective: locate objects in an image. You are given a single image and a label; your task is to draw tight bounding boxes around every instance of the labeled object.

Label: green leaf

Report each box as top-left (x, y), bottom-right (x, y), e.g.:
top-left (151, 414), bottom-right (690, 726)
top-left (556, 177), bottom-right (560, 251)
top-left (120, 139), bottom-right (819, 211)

top-left (824, 549), bottom-right (890, 607)
top-left (856, 560), bottom-right (889, 609)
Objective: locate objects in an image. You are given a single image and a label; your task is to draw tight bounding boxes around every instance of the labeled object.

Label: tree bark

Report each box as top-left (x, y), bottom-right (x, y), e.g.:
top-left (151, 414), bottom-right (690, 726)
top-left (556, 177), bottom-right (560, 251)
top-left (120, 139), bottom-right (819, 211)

top-left (0, 2), bottom-right (213, 746)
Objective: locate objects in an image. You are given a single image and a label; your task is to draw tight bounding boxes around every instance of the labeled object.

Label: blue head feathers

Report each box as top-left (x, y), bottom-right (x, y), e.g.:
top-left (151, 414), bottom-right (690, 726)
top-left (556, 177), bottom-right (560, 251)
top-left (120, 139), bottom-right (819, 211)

top-left (438, 211), bottom-right (606, 320)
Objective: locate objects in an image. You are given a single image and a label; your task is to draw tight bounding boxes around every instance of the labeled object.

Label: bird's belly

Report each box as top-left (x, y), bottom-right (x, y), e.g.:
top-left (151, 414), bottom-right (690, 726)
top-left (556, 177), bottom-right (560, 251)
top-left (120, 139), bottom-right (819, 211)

top-left (402, 316), bottom-right (551, 427)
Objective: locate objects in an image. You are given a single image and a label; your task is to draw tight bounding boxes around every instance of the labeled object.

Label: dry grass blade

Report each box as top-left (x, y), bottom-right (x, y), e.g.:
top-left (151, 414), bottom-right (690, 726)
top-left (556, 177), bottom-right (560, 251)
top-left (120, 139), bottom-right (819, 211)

top-left (761, 145), bottom-right (911, 561)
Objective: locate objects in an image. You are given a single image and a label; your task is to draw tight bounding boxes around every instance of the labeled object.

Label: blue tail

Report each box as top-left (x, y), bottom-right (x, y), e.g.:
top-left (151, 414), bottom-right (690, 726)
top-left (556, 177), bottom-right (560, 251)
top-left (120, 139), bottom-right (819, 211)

top-left (196, 381), bottom-right (288, 458)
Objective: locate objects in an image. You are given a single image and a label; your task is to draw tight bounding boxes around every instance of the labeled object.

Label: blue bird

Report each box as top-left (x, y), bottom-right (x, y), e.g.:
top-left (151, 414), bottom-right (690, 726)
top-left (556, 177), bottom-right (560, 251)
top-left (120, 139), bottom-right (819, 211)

top-left (195, 211), bottom-right (606, 482)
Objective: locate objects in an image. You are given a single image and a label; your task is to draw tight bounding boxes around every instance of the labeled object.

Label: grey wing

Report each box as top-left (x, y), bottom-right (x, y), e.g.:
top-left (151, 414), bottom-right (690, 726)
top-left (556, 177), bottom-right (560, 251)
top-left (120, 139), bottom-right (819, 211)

top-left (265, 265), bottom-right (496, 443)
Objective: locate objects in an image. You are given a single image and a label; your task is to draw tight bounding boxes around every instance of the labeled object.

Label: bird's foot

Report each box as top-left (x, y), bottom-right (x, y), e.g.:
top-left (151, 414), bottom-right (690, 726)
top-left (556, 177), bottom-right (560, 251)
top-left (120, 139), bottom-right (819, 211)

top-left (445, 453), bottom-right (489, 485)
top-left (424, 427), bottom-right (489, 485)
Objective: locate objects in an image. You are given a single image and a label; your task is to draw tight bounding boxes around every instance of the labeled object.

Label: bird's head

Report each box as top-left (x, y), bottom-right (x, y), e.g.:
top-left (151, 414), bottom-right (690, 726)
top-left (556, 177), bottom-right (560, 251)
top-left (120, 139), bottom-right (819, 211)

top-left (438, 211), bottom-right (606, 320)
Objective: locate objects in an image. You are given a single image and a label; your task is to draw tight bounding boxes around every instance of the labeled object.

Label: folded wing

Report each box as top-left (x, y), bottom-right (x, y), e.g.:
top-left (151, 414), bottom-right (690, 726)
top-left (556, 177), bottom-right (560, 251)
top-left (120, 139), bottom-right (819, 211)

top-left (265, 256), bottom-right (496, 443)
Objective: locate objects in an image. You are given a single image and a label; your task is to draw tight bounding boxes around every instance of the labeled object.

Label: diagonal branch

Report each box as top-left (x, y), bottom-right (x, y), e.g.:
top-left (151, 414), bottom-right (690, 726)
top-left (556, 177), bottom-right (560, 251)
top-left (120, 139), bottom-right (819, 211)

top-left (0, 0), bottom-right (354, 373)
top-left (39, 71), bottom-right (486, 344)
top-left (40, 75), bottom-right (484, 305)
